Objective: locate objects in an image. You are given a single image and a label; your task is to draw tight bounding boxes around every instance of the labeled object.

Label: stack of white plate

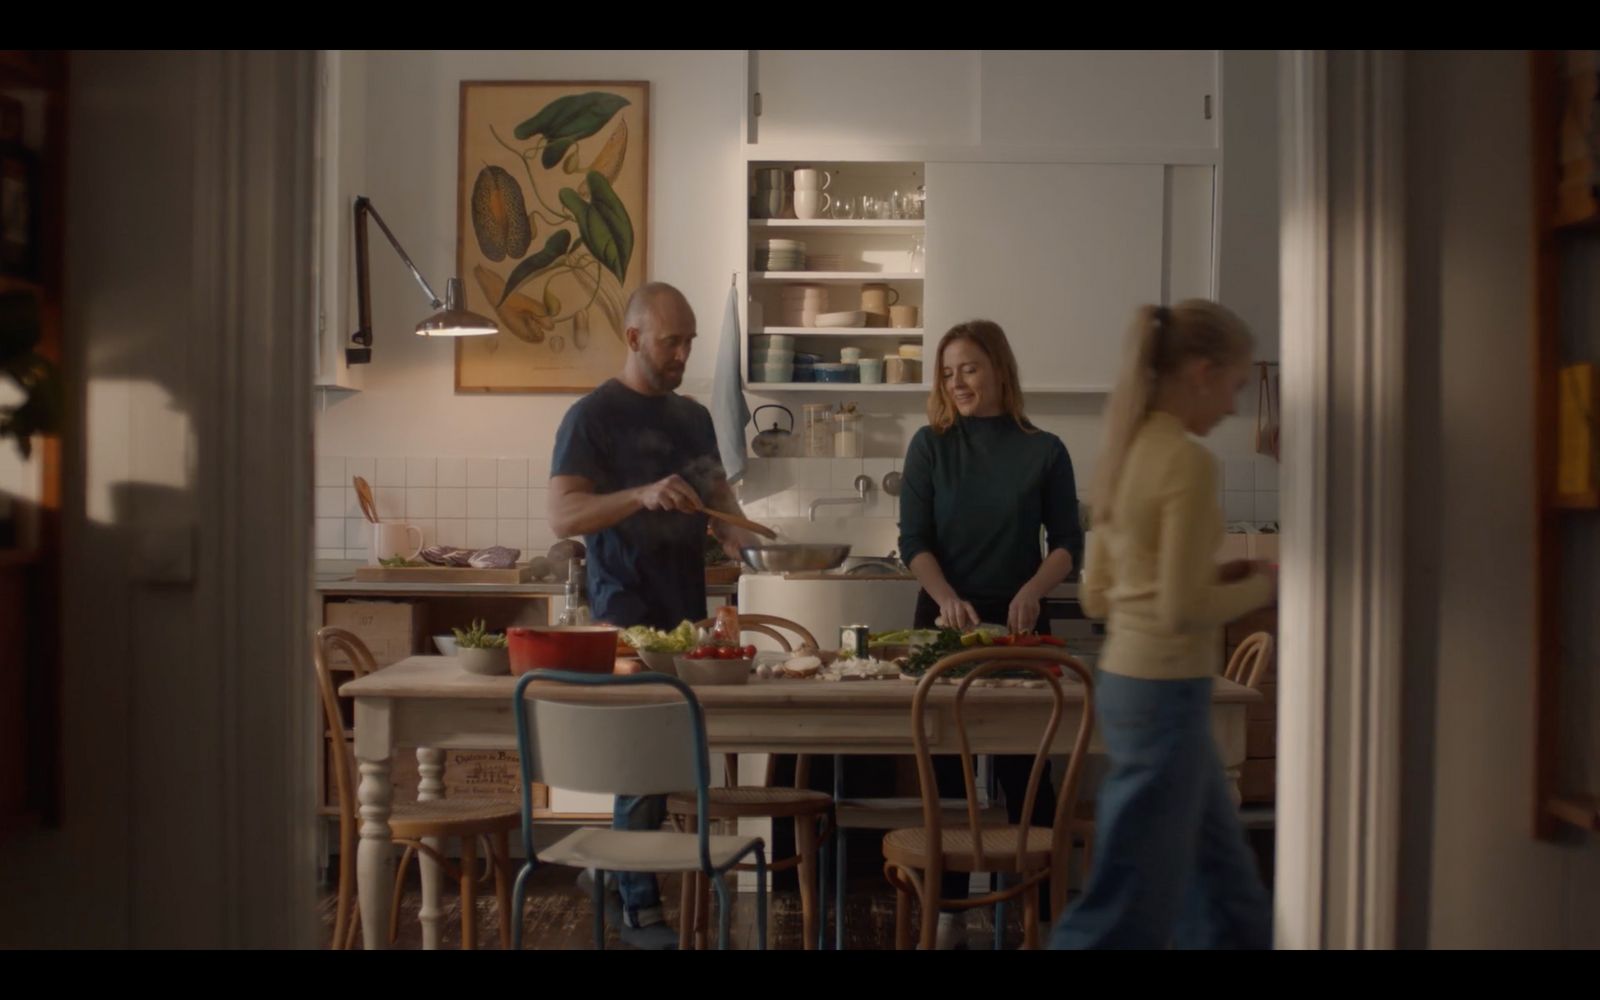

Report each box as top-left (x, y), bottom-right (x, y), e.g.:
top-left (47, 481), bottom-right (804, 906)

top-left (760, 238), bottom-right (806, 272)
top-left (806, 253), bottom-right (844, 271)
top-left (777, 284), bottom-right (828, 327)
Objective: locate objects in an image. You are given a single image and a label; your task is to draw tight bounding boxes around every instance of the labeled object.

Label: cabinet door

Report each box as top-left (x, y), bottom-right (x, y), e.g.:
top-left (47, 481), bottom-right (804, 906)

top-left (979, 50), bottom-right (1218, 150)
top-left (751, 50), bottom-right (979, 147)
top-left (923, 162), bottom-right (1165, 391)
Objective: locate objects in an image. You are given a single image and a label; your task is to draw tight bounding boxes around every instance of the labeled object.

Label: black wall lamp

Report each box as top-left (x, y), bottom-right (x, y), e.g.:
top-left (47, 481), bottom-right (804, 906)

top-left (347, 195), bottom-right (496, 366)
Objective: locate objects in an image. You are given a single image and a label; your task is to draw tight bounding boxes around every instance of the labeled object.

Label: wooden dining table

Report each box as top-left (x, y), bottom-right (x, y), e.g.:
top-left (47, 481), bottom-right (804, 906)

top-left (340, 655), bottom-right (1261, 949)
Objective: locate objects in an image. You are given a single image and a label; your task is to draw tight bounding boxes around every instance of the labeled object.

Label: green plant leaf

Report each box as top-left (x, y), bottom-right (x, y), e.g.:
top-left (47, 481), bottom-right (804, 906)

top-left (561, 173), bottom-right (633, 284)
top-left (514, 92), bottom-right (631, 169)
top-left (499, 229), bottom-right (573, 306)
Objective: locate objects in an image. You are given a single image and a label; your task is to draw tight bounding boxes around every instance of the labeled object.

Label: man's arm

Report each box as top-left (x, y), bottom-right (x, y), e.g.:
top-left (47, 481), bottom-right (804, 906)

top-left (703, 475), bottom-right (764, 558)
top-left (547, 473), bottom-right (704, 539)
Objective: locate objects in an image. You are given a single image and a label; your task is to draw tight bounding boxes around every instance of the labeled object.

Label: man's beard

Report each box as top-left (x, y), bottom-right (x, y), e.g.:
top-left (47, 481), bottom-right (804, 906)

top-left (640, 353), bottom-right (684, 392)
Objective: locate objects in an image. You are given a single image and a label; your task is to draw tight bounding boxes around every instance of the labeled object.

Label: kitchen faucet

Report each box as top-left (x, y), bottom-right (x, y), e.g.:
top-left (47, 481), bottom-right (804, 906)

top-left (809, 474), bottom-right (873, 521)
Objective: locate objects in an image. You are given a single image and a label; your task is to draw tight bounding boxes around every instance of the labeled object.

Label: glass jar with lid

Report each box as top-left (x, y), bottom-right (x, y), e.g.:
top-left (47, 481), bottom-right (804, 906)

top-left (833, 406), bottom-right (863, 459)
top-left (803, 403), bottom-right (835, 458)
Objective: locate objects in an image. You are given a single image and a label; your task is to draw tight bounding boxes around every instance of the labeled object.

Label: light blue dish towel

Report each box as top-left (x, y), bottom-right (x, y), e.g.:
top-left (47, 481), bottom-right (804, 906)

top-left (710, 279), bottom-right (751, 484)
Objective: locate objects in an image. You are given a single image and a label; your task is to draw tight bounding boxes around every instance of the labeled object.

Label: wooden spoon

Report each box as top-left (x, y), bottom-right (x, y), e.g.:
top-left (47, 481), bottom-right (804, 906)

top-left (352, 475), bottom-right (380, 524)
top-left (696, 503), bottom-right (778, 540)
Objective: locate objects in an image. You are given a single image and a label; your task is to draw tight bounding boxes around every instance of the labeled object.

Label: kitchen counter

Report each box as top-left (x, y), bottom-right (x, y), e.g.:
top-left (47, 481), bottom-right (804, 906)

top-left (774, 571), bottom-right (1079, 601)
top-left (314, 561), bottom-right (738, 597)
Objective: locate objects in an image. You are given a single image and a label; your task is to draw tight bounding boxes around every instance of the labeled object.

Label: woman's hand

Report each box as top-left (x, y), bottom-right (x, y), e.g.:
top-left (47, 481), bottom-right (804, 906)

top-left (1007, 584), bottom-right (1044, 635)
top-left (934, 593), bottom-right (981, 632)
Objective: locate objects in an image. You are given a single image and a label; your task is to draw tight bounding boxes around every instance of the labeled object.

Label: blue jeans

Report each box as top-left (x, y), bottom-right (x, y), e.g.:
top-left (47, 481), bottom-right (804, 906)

top-left (614, 794), bottom-right (667, 925)
top-left (1049, 671), bottom-right (1270, 949)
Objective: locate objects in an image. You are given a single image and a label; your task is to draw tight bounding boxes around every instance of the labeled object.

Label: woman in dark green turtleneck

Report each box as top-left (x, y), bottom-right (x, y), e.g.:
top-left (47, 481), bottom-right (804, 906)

top-left (898, 319), bottom-right (1084, 946)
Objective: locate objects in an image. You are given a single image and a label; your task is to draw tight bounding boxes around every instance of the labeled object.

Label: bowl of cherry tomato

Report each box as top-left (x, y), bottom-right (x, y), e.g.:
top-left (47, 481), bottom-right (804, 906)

top-left (674, 643), bottom-right (758, 686)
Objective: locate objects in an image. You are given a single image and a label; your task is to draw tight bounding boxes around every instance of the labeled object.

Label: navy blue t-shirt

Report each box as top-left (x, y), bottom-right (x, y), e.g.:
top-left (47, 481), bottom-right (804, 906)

top-left (550, 378), bottom-right (724, 629)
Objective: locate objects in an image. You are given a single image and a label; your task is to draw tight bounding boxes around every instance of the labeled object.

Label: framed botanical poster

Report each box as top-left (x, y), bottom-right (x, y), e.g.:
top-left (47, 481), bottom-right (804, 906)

top-left (455, 80), bottom-right (649, 392)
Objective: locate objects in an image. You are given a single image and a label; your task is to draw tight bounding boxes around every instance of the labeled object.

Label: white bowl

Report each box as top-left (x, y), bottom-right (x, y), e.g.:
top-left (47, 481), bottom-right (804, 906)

top-left (758, 334), bottom-right (796, 350)
top-left (636, 649), bottom-right (681, 676)
top-left (750, 362), bottom-right (795, 383)
top-left (815, 310), bottom-right (866, 328)
top-left (750, 348), bottom-right (795, 365)
top-left (674, 656), bottom-right (754, 686)
top-left (433, 635), bottom-right (459, 656)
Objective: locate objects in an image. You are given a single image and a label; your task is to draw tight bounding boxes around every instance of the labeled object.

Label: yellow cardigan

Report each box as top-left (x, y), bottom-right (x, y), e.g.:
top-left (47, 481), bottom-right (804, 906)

top-left (1082, 411), bottom-right (1274, 680)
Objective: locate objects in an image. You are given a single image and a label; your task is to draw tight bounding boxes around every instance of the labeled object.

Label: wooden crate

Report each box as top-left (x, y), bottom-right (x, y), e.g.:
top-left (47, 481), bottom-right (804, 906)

top-left (323, 736), bottom-right (545, 810)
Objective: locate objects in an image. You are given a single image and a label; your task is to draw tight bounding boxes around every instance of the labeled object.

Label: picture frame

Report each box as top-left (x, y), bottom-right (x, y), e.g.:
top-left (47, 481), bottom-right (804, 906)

top-left (454, 80), bottom-right (650, 393)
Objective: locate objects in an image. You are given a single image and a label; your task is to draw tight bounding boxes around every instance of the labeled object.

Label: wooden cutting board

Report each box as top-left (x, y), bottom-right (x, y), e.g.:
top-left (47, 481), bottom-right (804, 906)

top-left (352, 564), bottom-right (536, 584)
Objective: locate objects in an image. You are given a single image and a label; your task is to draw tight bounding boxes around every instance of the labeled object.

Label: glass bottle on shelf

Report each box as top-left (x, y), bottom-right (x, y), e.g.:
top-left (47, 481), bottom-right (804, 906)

top-left (907, 233), bottom-right (925, 274)
top-left (556, 558), bottom-right (591, 626)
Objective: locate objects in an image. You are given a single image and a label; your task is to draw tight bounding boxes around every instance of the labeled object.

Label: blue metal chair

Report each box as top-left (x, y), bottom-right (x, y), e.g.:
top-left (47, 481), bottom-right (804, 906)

top-left (509, 669), bottom-right (769, 950)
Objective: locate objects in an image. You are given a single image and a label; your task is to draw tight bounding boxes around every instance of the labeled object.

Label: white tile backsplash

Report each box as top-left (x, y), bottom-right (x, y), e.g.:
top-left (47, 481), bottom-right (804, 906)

top-left (374, 486), bottom-right (405, 520)
top-left (436, 518), bottom-right (466, 547)
top-left (315, 455), bottom-right (345, 488)
top-left (1254, 491), bottom-right (1279, 523)
top-left (467, 518), bottom-right (497, 549)
top-left (410, 518), bottom-right (436, 547)
top-left (315, 486), bottom-right (345, 520)
top-left (831, 457), bottom-right (865, 489)
top-left (346, 456), bottom-right (375, 485)
top-left (436, 487), bottom-right (467, 519)
top-left (529, 488), bottom-right (549, 520)
top-left (496, 487), bottom-right (528, 518)
top-left (406, 457), bottom-right (436, 487)
top-left (467, 457), bottom-right (498, 488)
top-left (529, 452), bottom-right (552, 484)
top-left (376, 457), bottom-right (407, 487)
top-left (406, 487), bottom-right (436, 518)
top-left (438, 457), bottom-right (467, 488)
top-left (315, 518), bottom-right (344, 549)
top-left (467, 487), bottom-right (498, 520)
top-left (1224, 491), bottom-right (1255, 523)
top-left (497, 519), bottom-right (528, 549)
top-left (1255, 457), bottom-right (1279, 491)
top-left (1224, 458), bottom-right (1256, 492)
top-left (798, 459), bottom-right (832, 490)
top-left (497, 458), bottom-right (528, 488)
top-left (528, 519), bottom-right (556, 552)
top-left (345, 518), bottom-right (370, 549)
top-left (767, 488), bottom-right (800, 518)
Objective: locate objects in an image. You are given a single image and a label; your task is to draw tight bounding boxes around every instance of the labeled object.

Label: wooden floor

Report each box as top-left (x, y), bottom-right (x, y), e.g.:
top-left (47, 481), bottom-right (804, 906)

top-left (318, 827), bottom-right (1274, 950)
top-left (318, 864), bottom-right (1051, 950)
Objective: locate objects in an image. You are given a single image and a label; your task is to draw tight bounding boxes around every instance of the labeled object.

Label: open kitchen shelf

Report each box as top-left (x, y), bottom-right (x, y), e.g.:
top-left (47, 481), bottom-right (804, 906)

top-left (1528, 50), bottom-right (1600, 840)
top-left (748, 382), bottom-right (928, 393)
top-left (744, 159), bottom-right (929, 395)
top-left (751, 271), bottom-right (923, 283)
top-left (750, 219), bottom-right (925, 235)
top-left (753, 326), bottom-right (923, 337)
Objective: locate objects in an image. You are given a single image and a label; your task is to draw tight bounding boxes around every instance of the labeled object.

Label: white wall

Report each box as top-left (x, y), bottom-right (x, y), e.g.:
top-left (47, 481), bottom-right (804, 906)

top-left (1401, 49), bottom-right (1600, 949)
top-left (316, 51), bottom-right (1282, 564)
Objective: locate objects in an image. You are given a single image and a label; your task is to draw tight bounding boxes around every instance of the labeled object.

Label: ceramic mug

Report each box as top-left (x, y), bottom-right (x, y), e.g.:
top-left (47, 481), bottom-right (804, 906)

top-left (793, 168), bottom-right (831, 192)
top-left (860, 282), bottom-right (901, 315)
top-left (794, 190), bottom-right (832, 220)
top-left (890, 304), bottom-right (920, 328)
top-left (370, 522), bottom-right (424, 565)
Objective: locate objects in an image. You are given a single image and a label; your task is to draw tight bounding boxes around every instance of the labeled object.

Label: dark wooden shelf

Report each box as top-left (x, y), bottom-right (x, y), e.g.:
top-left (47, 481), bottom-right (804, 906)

top-left (1554, 491), bottom-right (1600, 510)
top-left (1547, 795), bottom-right (1600, 832)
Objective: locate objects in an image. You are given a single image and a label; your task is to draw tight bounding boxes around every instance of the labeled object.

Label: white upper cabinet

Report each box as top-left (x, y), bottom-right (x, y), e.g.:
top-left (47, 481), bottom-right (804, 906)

top-left (750, 50), bottom-right (980, 148)
top-left (978, 51), bottom-right (1218, 151)
top-left (922, 162), bottom-right (1166, 392)
top-left (748, 50), bottom-right (1217, 154)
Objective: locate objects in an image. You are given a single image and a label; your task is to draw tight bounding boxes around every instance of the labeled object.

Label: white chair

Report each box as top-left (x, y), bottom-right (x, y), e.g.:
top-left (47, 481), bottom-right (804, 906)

top-left (509, 669), bottom-right (769, 950)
